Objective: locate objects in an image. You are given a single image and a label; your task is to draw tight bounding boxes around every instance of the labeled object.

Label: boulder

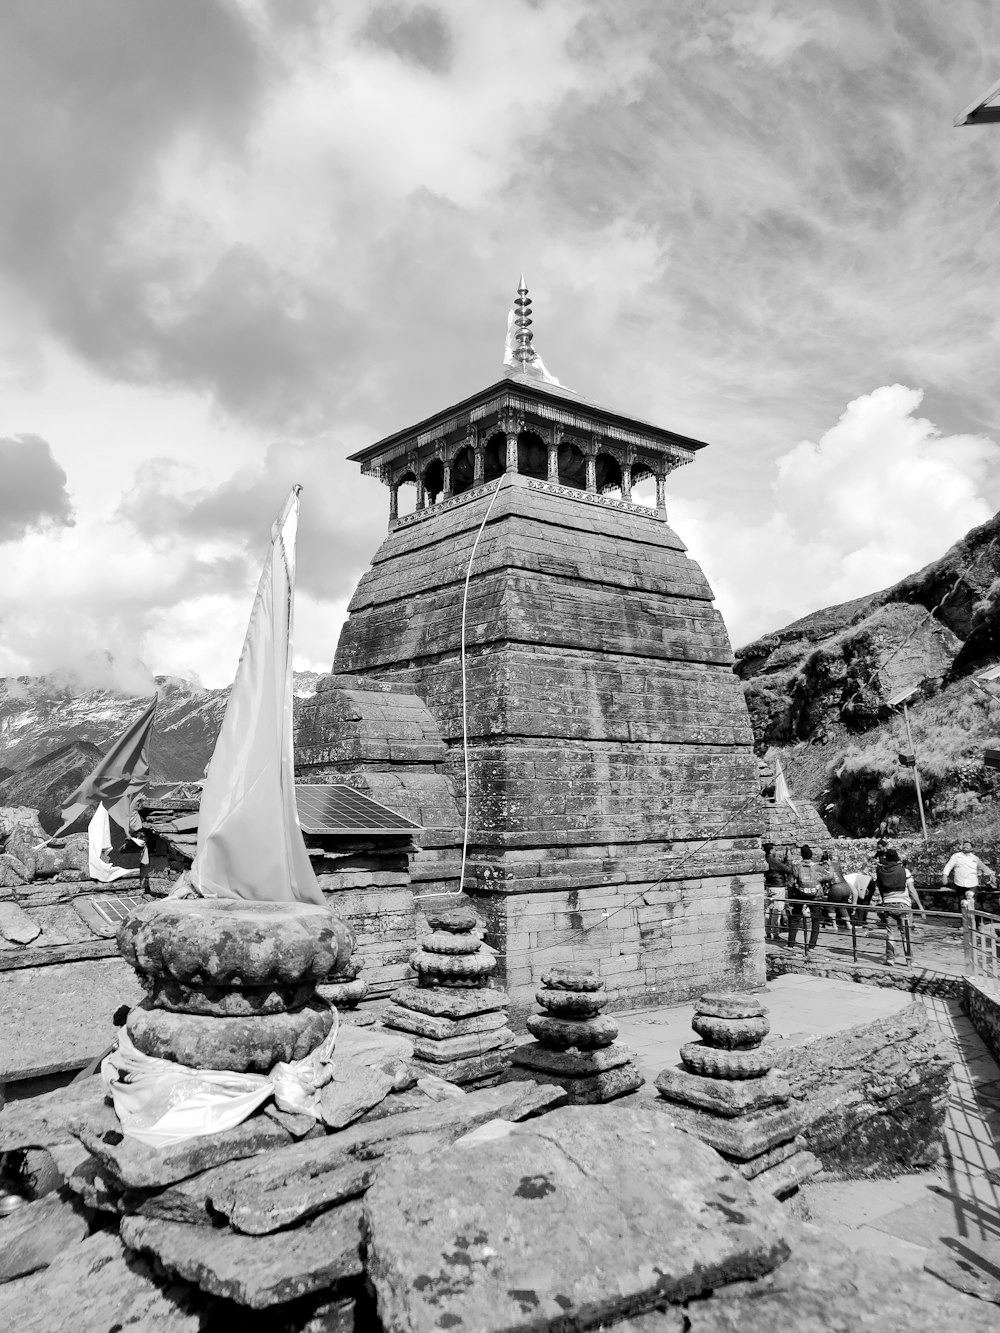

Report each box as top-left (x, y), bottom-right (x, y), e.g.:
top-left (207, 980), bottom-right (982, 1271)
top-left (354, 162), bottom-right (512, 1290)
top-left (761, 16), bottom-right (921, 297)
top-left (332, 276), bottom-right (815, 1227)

top-left (320, 1059), bottom-right (394, 1130)
top-left (365, 1103), bottom-right (791, 1333)
top-left (0, 1190), bottom-right (91, 1283)
top-left (117, 898), bottom-right (352, 987)
top-left (0, 901), bottom-right (40, 945)
top-left (126, 997), bottom-right (334, 1073)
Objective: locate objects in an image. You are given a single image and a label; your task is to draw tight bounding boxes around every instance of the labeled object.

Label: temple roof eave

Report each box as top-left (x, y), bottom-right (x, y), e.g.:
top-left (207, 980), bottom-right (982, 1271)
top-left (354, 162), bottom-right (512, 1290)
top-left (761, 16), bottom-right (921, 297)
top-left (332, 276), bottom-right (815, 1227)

top-left (348, 376), bottom-right (709, 477)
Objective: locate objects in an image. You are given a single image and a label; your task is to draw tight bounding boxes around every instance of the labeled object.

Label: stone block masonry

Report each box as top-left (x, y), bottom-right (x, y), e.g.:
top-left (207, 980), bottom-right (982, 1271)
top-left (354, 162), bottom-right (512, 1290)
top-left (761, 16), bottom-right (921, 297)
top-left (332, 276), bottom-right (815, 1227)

top-left (332, 475), bottom-right (764, 1015)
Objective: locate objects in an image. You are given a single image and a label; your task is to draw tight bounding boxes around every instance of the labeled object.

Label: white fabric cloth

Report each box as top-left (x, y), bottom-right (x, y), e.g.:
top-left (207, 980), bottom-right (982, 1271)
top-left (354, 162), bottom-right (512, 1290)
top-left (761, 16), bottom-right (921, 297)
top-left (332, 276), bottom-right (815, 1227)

top-left (844, 872), bottom-right (870, 901)
top-left (772, 755), bottom-right (798, 815)
top-left (942, 851), bottom-right (993, 888)
top-left (503, 309), bottom-right (562, 386)
top-left (87, 804), bottom-right (134, 883)
top-left (192, 486), bottom-right (322, 904)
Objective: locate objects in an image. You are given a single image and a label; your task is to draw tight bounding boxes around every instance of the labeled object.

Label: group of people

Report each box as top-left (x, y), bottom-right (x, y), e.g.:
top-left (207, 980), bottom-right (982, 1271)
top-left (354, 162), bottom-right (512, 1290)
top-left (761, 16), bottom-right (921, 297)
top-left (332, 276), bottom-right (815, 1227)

top-left (762, 841), bottom-right (924, 966)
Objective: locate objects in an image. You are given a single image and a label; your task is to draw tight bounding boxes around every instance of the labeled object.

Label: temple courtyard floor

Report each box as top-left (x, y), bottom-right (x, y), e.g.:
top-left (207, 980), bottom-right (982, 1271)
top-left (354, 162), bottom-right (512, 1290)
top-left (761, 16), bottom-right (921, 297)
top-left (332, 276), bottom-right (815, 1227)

top-left (611, 973), bottom-right (1000, 1292)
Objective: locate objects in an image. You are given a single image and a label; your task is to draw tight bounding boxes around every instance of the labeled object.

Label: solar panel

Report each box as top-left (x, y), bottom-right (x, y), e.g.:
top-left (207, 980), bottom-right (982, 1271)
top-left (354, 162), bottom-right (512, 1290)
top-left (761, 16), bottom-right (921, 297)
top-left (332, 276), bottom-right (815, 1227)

top-left (294, 784), bottom-right (420, 835)
top-left (91, 895), bottom-right (145, 925)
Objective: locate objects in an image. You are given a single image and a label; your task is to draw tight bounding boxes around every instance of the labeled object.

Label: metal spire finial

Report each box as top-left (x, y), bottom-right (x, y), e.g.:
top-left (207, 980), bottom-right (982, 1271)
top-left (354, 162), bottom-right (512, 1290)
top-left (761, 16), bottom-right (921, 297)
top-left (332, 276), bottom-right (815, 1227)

top-left (512, 275), bottom-right (534, 368)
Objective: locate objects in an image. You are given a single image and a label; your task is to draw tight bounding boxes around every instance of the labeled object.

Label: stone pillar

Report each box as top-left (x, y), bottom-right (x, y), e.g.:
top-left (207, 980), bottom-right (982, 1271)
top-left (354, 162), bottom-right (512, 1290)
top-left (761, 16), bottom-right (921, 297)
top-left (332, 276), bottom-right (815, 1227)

top-left (585, 454), bottom-right (597, 494)
top-left (621, 462), bottom-right (632, 502)
top-left (443, 461), bottom-right (452, 499)
top-left (505, 432), bottom-right (518, 473)
top-left (656, 471), bottom-right (667, 515)
top-left (547, 442), bottom-right (559, 482)
top-left (416, 475), bottom-right (426, 511)
top-left (389, 484), bottom-right (399, 523)
top-left (474, 448), bottom-right (485, 485)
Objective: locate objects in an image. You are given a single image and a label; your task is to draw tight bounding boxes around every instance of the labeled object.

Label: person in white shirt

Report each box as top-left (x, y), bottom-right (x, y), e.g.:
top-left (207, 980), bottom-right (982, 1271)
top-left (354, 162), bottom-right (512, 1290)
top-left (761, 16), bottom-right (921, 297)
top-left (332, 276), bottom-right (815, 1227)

top-left (942, 842), bottom-right (996, 894)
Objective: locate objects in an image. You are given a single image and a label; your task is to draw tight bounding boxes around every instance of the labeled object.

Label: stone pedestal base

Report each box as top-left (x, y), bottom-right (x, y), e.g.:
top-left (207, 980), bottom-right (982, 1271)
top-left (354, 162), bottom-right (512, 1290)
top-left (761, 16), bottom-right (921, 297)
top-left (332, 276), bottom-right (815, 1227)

top-left (648, 1094), bottom-right (804, 1161)
top-left (508, 1041), bottom-right (643, 1103)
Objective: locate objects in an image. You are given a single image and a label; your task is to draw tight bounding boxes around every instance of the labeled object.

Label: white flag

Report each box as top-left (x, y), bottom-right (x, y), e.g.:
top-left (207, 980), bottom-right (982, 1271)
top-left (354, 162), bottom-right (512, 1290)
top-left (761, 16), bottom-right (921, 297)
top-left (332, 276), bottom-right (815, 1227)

top-left (773, 754), bottom-right (799, 817)
top-left (192, 486), bottom-right (322, 904)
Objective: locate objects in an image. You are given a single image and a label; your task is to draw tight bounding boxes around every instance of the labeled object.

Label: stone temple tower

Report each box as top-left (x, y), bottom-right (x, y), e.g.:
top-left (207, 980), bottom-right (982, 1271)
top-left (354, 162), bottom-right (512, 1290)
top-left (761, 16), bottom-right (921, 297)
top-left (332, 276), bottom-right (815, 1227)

top-left (332, 281), bottom-right (763, 1019)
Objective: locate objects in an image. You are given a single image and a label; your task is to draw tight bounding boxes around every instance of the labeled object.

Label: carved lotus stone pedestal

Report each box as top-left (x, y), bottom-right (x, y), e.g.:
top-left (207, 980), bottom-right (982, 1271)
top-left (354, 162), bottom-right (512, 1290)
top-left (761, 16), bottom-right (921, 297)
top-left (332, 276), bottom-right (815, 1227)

top-left (118, 899), bottom-right (353, 1074)
top-left (319, 956), bottom-right (373, 1025)
top-left (507, 966), bottom-right (644, 1104)
top-left (651, 991), bottom-right (819, 1197)
top-left (384, 908), bottom-right (514, 1086)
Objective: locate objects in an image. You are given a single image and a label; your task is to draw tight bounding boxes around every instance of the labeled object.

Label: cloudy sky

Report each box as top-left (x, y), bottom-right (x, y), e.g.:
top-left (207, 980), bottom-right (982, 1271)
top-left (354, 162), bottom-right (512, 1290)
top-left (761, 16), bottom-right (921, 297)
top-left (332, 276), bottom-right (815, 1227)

top-left (3, 0), bottom-right (1000, 691)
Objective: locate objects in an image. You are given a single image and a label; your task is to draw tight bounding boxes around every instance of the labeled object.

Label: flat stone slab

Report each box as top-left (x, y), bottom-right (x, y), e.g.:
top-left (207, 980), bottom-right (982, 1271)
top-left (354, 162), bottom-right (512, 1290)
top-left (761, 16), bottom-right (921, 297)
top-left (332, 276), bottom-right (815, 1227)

top-left (648, 1098), bottom-right (805, 1161)
top-left (0, 901), bottom-right (40, 944)
top-left (365, 1103), bottom-right (791, 1332)
top-left (753, 1149), bottom-right (821, 1198)
top-left (655, 1067), bottom-right (790, 1118)
top-left (393, 985), bottom-right (507, 1019)
top-left (382, 1004), bottom-right (508, 1041)
top-left (127, 996), bottom-right (334, 1073)
top-left (517, 1062), bottom-right (645, 1104)
top-left (0, 1228), bottom-right (202, 1331)
top-left (0, 1190), bottom-right (91, 1282)
top-left (511, 1042), bottom-right (634, 1076)
top-left (320, 1059), bottom-right (393, 1129)
top-left (728, 1136), bottom-right (803, 1181)
top-left (69, 1097), bottom-right (296, 1190)
top-left (0, 1072), bottom-right (110, 1152)
top-left (409, 1027), bottom-right (515, 1063)
top-left (121, 1202), bottom-right (365, 1309)
top-left (924, 1237), bottom-right (1000, 1304)
top-left (124, 1080), bottom-right (566, 1235)
top-left (411, 1049), bottom-right (513, 1085)
top-left (695, 992), bottom-right (768, 1019)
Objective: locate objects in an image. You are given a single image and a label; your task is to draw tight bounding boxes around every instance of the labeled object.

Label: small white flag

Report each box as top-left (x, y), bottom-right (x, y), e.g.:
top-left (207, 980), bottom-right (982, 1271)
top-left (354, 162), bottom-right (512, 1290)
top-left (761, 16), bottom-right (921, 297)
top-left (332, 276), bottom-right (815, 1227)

top-left (773, 754), bottom-right (799, 816)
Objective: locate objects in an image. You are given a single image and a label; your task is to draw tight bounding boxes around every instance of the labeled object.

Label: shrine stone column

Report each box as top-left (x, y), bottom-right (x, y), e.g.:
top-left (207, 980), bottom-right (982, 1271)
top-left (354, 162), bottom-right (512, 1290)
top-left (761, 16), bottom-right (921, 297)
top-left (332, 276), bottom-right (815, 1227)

top-left (585, 453), bottom-right (597, 494)
top-left (505, 431), bottom-right (518, 473)
top-left (474, 447), bottom-right (485, 485)
top-left (547, 428), bottom-right (560, 482)
top-left (621, 461), bottom-right (632, 502)
top-left (443, 460), bottom-right (452, 499)
top-left (389, 483), bottom-right (399, 523)
top-left (656, 471), bottom-right (667, 515)
top-left (416, 474), bottom-right (426, 511)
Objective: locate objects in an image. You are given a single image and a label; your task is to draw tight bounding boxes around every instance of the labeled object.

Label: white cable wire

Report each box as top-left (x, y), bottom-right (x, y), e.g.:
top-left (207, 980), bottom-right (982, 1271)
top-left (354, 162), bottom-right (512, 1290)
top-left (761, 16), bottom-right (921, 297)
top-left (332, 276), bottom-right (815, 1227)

top-left (420, 473), bottom-right (508, 900)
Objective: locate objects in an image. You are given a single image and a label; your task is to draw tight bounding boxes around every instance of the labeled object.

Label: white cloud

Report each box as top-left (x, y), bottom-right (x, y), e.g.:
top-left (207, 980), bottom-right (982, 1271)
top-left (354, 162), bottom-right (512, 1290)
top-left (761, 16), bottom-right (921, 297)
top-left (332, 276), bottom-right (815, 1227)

top-left (675, 384), bottom-right (1000, 648)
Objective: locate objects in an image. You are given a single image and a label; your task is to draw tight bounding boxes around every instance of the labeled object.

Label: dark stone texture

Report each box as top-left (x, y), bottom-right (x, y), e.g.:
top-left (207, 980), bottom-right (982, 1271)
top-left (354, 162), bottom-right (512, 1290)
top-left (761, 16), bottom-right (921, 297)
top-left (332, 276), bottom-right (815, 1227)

top-left (727, 1136), bottom-right (802, 1180)
top-left (696, 992), bottom-right (768, 1019)
top-left (648, 1099), bottom-right (805, 1161)
top-left (526, 1013), bottom-right (618, 1049)
top-left (69, 1099), bottom-right (295, 1190)
top-left (512, 1042), bottom-right (634, 1076)
top-left (126, 997), bottom-right (334, 1073)
top-left (118, 898), bottom-right (351, 987)
top-left (121, 1203), bottom-right (365, 1309)
top-left (141, 976), bottom-right (314, 1016)
top-left (777, 1001), bottom-right (951, 1173)
top-left (0, 1228), bottom-right (203, 1331)
top-left (691, 1014), bottom-right (770, 1048)
top-left (0, 1189), bottom-right (91, 1283)
top-left (965, 977), bottom-right (1000, 1069)
top-left (364, 1103), bottom-right (791, 1333)
top-left (655, 1067), bottom-right (790, 1117)
top-left (393, 984), bottom-right (507, 1018)
top-left (680, 1042), bottom-right (774, 1080)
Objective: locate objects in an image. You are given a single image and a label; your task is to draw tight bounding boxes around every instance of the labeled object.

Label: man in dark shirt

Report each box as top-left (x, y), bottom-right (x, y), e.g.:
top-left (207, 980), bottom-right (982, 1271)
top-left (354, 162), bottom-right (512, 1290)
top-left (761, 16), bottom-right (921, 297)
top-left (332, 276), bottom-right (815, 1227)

top-left (762, 842), bottom-right (794, 943)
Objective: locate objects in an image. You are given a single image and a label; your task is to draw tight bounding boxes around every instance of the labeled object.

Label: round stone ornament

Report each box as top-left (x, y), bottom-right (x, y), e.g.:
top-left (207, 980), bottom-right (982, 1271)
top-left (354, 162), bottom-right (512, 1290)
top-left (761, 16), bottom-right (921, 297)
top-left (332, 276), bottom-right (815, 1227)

top-left (536, 988), bottom-right (608, 1018)
top-left (694, 992), bottom-right (768, 1020)
top-left (424, 907), bottom-right (479, 933)
top-left (141, 976), bottom-right (314, 1017)
top-left (526, 1013), bottom-right (619, 1049)
top-left (691, 1013), bottom-right (770, 1049)
top-left (679, 1040), bottom-right (774, 1080)
top-left (126, 997), bottom-right (335, 1074)
top-left (422, 930), bottom-right (484, 956)
top-left (539, 966), bottom-right (603, 992)
top-left (118, 899), bottom-right (352, 989)
top-left (409, 948), bottom-right (496, 985)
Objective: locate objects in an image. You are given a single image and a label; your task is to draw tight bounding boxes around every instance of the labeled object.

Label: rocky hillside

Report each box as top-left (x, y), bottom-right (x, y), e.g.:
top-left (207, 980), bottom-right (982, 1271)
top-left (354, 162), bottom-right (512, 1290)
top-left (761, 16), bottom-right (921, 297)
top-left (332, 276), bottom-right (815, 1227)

top-left (737, 510), bottom-right (1000, 836)
top-left (0, 669), bottom-right (320, 829)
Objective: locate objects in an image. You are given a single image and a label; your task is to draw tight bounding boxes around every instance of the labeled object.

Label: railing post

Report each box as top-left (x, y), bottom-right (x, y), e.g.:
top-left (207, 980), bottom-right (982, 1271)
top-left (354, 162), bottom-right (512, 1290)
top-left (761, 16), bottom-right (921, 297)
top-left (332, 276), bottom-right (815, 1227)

top-left (961, 894), bottom-right (976, 975)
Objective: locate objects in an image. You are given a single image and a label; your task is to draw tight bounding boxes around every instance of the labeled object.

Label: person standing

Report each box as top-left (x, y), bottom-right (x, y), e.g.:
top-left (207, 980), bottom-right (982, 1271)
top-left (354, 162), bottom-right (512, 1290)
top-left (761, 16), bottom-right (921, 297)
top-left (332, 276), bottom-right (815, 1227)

top-left (877, 849), bottom-right (925, 965)
top-left (941, 842), bottom-right (996, 902)
top-left (787, 845), bottom-right (833, 954)
top-left (821, 850), bottom-right (853, 933)
top-left (762, 842), bottom-right (794, 943)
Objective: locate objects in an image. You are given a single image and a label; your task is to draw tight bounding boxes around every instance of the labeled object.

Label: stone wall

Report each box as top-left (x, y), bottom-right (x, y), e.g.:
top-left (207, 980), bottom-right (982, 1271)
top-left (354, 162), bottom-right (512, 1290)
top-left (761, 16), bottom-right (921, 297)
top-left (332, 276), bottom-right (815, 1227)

top-left (776, 1002), bottom-right (951, 1174)
top-left (759, 798), bottom-right (833, 855)
top-left (963, 976), bottom-right (1000, 1066)
top-left (333, 475), bottom-right (764, 1015)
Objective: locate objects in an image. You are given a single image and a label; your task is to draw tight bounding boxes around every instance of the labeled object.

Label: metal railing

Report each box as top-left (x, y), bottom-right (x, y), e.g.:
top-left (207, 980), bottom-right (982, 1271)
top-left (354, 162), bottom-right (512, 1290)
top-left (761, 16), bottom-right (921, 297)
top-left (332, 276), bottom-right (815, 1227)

top-left (962, 897), bottom-right (1000, 983)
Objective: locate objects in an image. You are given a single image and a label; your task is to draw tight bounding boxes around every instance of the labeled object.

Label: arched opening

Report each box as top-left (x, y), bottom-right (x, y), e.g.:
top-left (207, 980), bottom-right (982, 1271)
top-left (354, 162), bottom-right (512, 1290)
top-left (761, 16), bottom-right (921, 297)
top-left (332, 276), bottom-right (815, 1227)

top-left (451, 446), bottom-right (475, 495)
top-left (557, 441), bottom-right (586, 490)
top-left (396, 470), bottom-right (417, 517)
top-left (423, 458), bottom-right (444, 506)
top-left (595, 452), bottom-right (623, 496)
top-left (483, 433), bottom-right (505, 482)
top-left (517, 430), bottom-right (548, 480)
top-left (631, 461), bottom-right (656, 509)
